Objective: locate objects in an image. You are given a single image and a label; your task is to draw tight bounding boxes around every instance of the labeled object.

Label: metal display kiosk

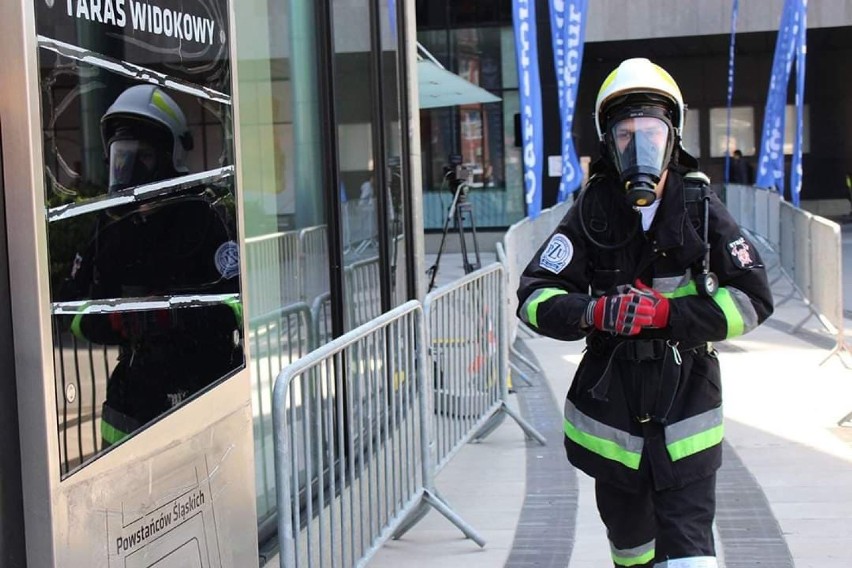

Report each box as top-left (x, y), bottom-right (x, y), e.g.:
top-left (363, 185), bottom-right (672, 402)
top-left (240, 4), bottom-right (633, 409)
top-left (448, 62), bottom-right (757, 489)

top-left (0, 1), bottom-right (258, 566)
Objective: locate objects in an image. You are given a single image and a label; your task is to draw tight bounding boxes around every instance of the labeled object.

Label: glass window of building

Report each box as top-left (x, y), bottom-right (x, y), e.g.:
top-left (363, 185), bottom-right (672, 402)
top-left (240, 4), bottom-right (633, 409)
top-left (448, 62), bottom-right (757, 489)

top-left (233, 0), bottom-right (413, 538)
top-left (333, 0), bottom-right (382, 330)
top-left (235, 0), bottom-right (327, 530)
top-left (333, 0), bottom-right (412, 330)
top-left (682, 109), bottom-right (701, 158)
top-left (709, 106), bottom-right (755, 158)
top-left (419, 26), bottom-right (522, 229)
top-left (378, 0), bottom-right (412, 307)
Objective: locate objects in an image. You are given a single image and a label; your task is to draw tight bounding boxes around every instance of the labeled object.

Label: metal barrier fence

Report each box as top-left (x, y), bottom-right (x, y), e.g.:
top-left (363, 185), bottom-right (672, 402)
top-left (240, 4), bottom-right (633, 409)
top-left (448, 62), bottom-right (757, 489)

top-left (273, 301), bottom-right (484, 568)
top-left (251, 302), bottom-right (315, 533)
top-left (300, 226), bottom-right (329, 304)
top-left (500, 198), bottom-right (573, 345)
top-left (498, 197), bottom-right (573, 384)
top-left (272, 266), bottom-right (545, 566)
top-left (425, 264), bottom-right (545, 475)
top-left (53, 329), bottom-right (114, 473)
top-left (725, 184), bottom-right (848, 364)
top-left (343, 201), bottom-right (379, 255)
top-left (246, 231), bottom-right (303, 314)
top-left (345, 256), bottom-right (382, 329)
top-left (244, 227), bottom-right (383, 543)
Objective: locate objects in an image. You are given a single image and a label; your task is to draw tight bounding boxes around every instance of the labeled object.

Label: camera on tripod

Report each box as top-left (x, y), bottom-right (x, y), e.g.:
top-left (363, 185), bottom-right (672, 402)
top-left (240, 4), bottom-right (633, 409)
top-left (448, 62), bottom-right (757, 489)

top-left (443, 154), bottom-right (473, 194)
top-left (443, 154), bottom-right (486, 196)
top-left (427, 154), bottom-right (482, 291)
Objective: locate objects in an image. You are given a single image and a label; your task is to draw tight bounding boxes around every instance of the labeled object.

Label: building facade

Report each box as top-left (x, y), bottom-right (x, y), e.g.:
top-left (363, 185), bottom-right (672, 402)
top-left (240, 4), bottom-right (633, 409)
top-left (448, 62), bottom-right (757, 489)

top-left (417, 0), bottom-right (852, 221)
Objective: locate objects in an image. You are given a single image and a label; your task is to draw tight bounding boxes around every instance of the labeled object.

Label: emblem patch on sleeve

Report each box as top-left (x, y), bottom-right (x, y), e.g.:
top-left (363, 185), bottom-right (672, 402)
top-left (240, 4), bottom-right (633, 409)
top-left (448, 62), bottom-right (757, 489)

top-left (540, 234), bottom-right (574, 274)
top-left (727, 236), bottom-right (756, 269)
top-left (215, 241), bottom-right (240, 279)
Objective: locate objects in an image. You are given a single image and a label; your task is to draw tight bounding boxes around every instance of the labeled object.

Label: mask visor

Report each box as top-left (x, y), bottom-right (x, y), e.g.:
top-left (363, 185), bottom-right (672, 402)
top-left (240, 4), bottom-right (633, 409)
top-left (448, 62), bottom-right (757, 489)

top-left (610, 116), bottom-right (671, 180)
top-left (108, 139), bottom-right (159, 193)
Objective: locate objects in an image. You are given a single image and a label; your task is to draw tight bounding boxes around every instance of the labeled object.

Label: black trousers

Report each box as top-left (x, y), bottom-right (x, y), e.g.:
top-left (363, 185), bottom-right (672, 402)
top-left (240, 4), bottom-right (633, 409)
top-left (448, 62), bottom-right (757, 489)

top-left (595, 473), bottom-right (717, 567)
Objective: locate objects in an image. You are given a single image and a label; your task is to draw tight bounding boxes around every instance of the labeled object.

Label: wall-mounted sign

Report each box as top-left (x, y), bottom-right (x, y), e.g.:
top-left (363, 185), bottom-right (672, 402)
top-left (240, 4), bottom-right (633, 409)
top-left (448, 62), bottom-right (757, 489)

top-left (34, 0), bottom-right (244, 477)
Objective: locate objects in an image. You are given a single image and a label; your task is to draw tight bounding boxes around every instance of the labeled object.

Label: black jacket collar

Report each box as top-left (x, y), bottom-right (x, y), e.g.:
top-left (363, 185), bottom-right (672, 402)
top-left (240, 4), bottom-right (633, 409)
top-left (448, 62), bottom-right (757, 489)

top-left (647, 168), bottom-right (705, 265)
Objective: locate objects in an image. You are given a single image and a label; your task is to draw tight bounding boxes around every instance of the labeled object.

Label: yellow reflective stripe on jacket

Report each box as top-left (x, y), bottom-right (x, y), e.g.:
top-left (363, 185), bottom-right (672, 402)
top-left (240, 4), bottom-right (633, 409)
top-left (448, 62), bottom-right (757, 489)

top-left (611, 539), bottom-right (655, 567)
top-left (721, 285), bottom-right (759, 337)
top-left (224, 296), bottom-right (244, 323)
top-left (564, 400), bottom-right (643, 470)
top-left (521, 288), bottom-right (568, 329)
top-left (665, 407), bottom-right (724, 461)
top-left (70, 311), bottom-right (87, 341)
top-left (100, 420), bottom-right (129, 446)
top-left (710, 288), bottom-right (743, 338)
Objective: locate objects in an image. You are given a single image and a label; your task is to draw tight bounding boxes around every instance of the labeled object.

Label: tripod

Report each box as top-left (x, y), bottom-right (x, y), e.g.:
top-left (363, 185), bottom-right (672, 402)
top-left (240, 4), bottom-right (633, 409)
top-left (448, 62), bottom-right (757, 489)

top-left (426, 180), bottom-right (482, 292)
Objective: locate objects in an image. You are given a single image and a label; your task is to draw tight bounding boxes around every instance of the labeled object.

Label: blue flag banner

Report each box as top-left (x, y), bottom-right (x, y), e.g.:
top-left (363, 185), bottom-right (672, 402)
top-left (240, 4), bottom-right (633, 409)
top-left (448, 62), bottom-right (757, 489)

top-left (388, 0), bottom-right (397, 40)
top-left (548, 0), bottom-right (588, 202)
top-left (756, 0), bottom-right (802, 196)
top-left (790, 0), bottom-right (807, 206)
top-left (513, 0), bottom-right (544, 218)
top-left (723, 0), bottom-right (739, 185)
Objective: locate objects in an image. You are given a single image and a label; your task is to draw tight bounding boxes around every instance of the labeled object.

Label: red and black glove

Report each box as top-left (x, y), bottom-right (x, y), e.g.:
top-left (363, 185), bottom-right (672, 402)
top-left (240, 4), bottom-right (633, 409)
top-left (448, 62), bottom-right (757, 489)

top-left (586, 290), bottom-right (656, 336)
top-left (633, 279), bottom-right (670, 329)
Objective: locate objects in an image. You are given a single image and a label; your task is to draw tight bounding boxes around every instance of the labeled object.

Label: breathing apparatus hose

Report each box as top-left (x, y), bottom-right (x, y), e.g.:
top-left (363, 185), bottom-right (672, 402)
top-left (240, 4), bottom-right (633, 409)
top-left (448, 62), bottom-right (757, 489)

top-left (576, 183), bottom-right (641, 251)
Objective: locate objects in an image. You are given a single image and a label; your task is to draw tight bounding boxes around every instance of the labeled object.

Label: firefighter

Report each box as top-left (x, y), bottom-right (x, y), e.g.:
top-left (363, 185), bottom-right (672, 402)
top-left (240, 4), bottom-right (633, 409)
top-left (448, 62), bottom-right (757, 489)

top-left (517, 58), bottom-right (773, 567)
top-left (62, 84), bottom-right (243, 448)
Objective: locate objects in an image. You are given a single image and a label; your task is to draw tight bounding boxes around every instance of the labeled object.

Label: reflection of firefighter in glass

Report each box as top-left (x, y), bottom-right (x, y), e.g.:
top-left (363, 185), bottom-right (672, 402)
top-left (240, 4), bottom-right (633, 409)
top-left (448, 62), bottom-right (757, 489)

top-left (62, 85), bottom-right (244, 447)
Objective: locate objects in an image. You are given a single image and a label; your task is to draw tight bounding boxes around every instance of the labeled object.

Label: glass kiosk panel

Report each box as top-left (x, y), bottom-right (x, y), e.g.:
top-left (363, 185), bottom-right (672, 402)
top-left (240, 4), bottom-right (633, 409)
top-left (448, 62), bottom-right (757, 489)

top-left (35, 0), bottom-right (245, 476)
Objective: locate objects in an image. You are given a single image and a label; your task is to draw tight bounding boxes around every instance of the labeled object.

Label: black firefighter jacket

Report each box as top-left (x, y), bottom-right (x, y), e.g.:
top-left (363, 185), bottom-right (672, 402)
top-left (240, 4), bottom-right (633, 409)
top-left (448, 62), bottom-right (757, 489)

top-left (516, 166), bottom-right (774, 491)
top-left (61, 192), bottom-right (244, 436)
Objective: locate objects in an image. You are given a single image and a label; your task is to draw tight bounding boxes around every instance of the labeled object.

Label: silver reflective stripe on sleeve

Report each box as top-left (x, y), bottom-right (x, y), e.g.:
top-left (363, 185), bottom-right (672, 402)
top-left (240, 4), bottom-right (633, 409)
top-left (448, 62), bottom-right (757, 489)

top-left (726, 285), bottom-right (759, 334)
top-left (652, 269), bottom-right (692, 294)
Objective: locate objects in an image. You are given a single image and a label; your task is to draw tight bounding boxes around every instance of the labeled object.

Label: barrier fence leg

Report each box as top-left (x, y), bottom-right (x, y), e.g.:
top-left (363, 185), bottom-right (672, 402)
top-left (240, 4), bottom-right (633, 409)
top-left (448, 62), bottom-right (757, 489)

top-left (471, 401), bottom-right (547, 446)
top-left (789, 309), bottom-right (816, 334)
top-left (474, 322), bottom-right (548, 443)
top-left (820, 337), bottom-right (852, 369)
top-left (391, 490), bottom-right (486, 547)
top-left (392, 309), bottom-right (487, 548)
top-left (471, 410), bottom-right (506, 441)
top-left (771, 269), bottom-right (800, 308)
top-left (509, 360), bottom-right (534, 387)
top-left (518, 324), bottom-right (538, 339)
top-left (510, 343), bottom-right (542, 374)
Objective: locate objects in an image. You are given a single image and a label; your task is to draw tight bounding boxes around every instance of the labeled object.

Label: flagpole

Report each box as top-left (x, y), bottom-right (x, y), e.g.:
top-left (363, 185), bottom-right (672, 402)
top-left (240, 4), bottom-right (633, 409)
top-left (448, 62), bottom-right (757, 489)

top-left (724, 0), bottom-right (739, 186)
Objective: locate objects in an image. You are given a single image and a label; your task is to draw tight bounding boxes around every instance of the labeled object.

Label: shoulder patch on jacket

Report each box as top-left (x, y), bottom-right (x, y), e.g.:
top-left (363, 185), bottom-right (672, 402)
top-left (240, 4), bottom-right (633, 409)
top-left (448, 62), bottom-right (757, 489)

top-left (540, 234), bottom-right (574, 274)
top-left (727, 236), bottom-right (756, 269)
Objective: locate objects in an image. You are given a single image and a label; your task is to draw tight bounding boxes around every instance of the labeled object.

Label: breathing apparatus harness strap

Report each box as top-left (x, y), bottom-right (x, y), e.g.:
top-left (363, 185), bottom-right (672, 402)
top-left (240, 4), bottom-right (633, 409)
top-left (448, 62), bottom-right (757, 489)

top-left (683, 171), bottom-right (720, 297)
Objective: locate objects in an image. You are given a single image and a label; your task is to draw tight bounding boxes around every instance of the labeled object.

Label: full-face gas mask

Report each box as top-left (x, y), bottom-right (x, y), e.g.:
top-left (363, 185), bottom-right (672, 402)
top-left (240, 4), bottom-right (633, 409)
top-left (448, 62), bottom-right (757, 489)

top-left (101, 85), bottom-right (193, 194)
top-left (604, 105), bottom-right (676, 207)
top-left (594, 58), bottom-right (686, 208)
top-left (107, 126), bottom-right (174, 193)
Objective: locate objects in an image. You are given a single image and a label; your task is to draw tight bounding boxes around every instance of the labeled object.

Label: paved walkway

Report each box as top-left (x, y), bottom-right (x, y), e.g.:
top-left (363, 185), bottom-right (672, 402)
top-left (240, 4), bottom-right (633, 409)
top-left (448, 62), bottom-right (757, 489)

top-left (370, 251), bottom-right (852, 567)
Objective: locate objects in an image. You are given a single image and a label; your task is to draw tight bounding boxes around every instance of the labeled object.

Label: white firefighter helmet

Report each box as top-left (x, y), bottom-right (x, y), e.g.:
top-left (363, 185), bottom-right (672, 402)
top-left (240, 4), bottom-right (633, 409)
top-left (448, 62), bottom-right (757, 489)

top-left (594, 58), bottom-right (685, 142)
top-left (101, 84), bottom-right (193, 174)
